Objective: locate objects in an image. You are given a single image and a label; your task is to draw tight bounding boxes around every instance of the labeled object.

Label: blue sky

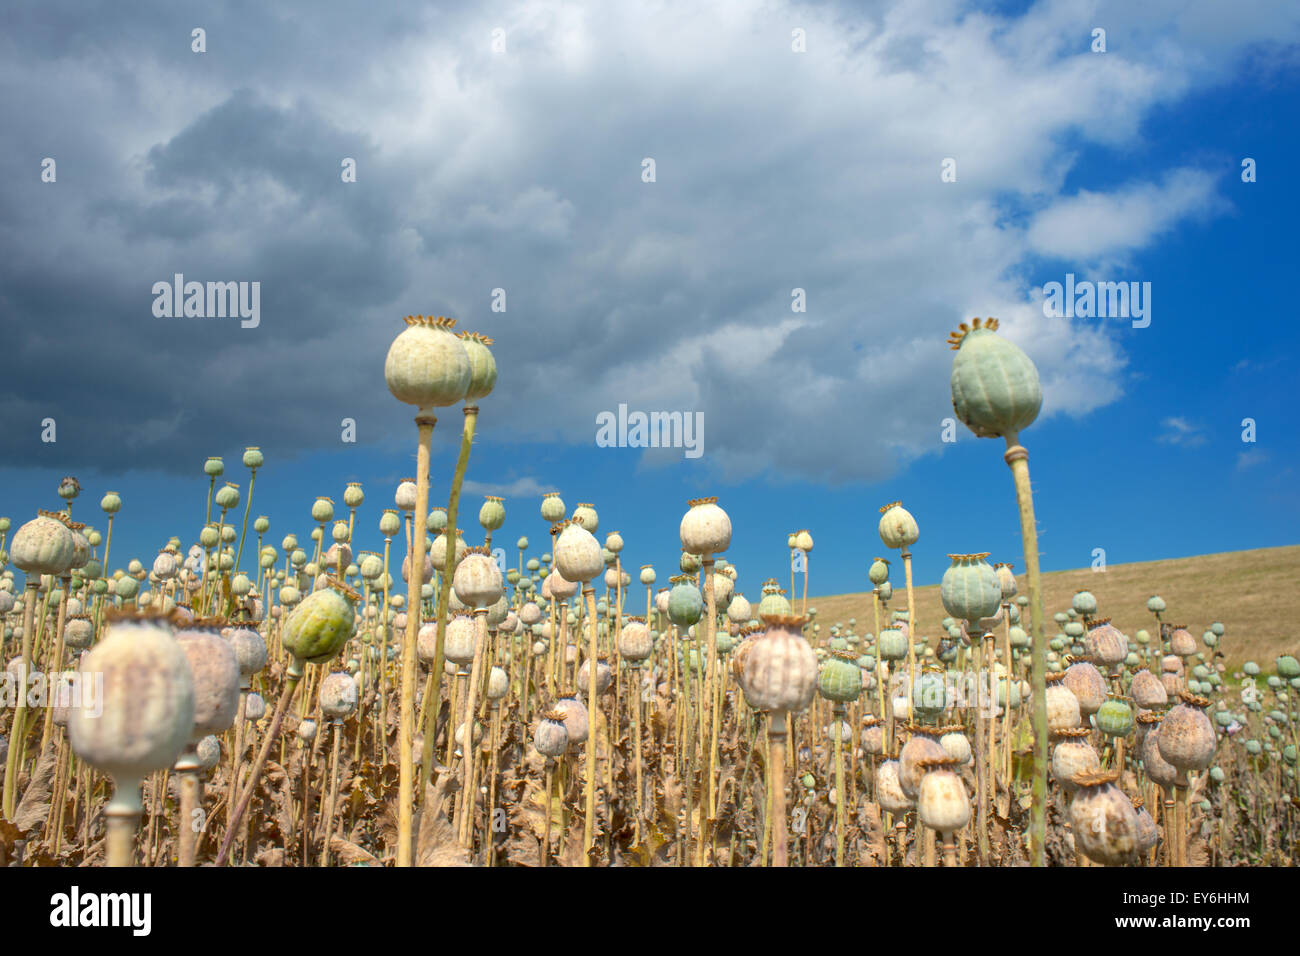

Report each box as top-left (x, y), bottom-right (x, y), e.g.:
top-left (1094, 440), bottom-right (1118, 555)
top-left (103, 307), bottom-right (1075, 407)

top-left (1, 1), bottom-right (1297, 605)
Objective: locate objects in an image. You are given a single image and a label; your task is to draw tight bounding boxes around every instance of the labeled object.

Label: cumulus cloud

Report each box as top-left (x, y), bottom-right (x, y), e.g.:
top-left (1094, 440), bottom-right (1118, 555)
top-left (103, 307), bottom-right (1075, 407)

top-left (1, 0), bottom-right (1294, 483)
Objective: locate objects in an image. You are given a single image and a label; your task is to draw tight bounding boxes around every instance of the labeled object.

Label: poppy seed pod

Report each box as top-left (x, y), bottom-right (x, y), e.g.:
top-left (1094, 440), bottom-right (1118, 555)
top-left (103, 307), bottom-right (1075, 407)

top-left (868, 557), bottom-right (890, 586)
top-left (1169, 627), bottom-right (1197, 658)
top-left (553, 695), bottom-right (588, 744)
top-left (11, 512), bottom-right (75, 576)
top-left (1157, 693), bottom-right (1215, 774)
top-left (939, 731), bottom-right (972, 766)
top-left (311, 497), bottom-right (334, 523)
top-left (1085, 619), bottom-right (1128, 666)
top-left (320, 672), bottom-right (359, 720)
top-left (486, 666), bottom-right (509, 701)
top-left (877, 502), bottom-right (919, 550)
top-left (228, 627), bottom-right (267, 680)
top-left (540, 492), bottom-right (566, 523)
top-left (818, 651), bottom-right (862, 703)
top-left (547, 569), bottom-right (578, 602)
top-left (618, 619), bottom-right (653, 663)
top-left (430, 530), bottom-right (468, 574)
top-left (175, 624), bottom-right (240, 738)
top-left (384, 315), bottom-right (472, 410)
top-left (100, 491), bottom-right (122, 514)
top-left (519, 602), bottom-right (543, 626)
top-left (244, 692), bottom-right (266, 721)
top-left (453, 547), bottom-right (504, 608)
top-left (1133, 797), bottom-right (1158, 854)
top-left (64, 614), bottom-right (95, 650)
top-left (726, 593), bottom-right (751, 624)
top-left (416, 622), bottom-right (439, 663)
top-left (793, 529), bottom-right (813, 552)
top-left (899, 730), bottom-right (948, 799)
top-left (1069, 770), bottom-right (1139, 866)
top-left (570, 502), bottom-right (598, 533)
top-left (577, 657), bottom-right (612, 697)
top-left (1141, 719), bottom-right (1180, 790)
top-left (667, 580), bottom-right (704, 628)
top-left (947, 317), bottom-right (1042, 439)
top-left (1063, 659), bottom-right (1107, 716)
top-left (342, 482), bottom-right (363, 509)
top-left (742, 616), bottom-right (818, 714)
top-left (1046, 674), bottom-right (1082, 732)
top-left (457, 331), bottom-right (498, 402)
top-left (639, 565), bottom-right (656, 586)
top-left (860, 717), bottom-right (884, 756)
top-left (940, 553), bottom-right (1001, 625)
top-left (395, 480), bottom-right (418, 512)
top-left (916, 757), bottom-right (970, 835)
top-left (554, 522), bottom-right (602, 584)
top-left (478, 496), bottom-right (506, 532)
top-left (993, 563), bottom-right (1017, 599)
top-left (1051, 728), bottom-right (1100, 792)
top-left (534, 710), bottom-right (570, 757)
top-left (68, 616), bottom-right (196, 788)
top-left (281, 584), bottom-right (355, 664)
top-left (680, 496), bottom-right (731, 556)
top-left (443, 615), bottom-right (479, 666)
top-left (875, 759), bottom-right (913, 814)
top-left (298, 718), bottom-right (318, 744)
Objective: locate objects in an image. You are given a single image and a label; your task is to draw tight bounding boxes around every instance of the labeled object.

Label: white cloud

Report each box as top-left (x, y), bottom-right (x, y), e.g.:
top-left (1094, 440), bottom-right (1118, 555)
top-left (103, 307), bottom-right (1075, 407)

top-left (3, 0), bottom-right (1294, 480)
top-left (1157, 417), bottom-right (1208, 447)
top-left (463, 476), bottom-right (551, 498)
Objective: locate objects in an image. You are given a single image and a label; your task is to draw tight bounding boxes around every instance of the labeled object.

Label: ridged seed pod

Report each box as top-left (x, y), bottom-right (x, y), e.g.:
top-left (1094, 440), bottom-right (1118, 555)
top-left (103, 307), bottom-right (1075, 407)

top-left (741, 615), bottom-right (817, 714)
top-left (1063, 659), bottom-right (1107, 716)
top-left (680, 496), bottom-right (731, 556)
top-left (877, 502), bottom-right (919, 550)
top-left (68, 615), bottom-right (195, 790)
top-left (175, 622), bottom-right (240, 737)
top-left (384, 315), bottom-right (472, 410)
top-left (1069, 770), bottom-right (1139, 866)
top-left (281, 584), bottom-right (355, 664)
top-left (320, 672), bottom-right (359, 719)
top-left (947, 317), bottom-right (1042, 439)
top-left (1156, 693), bottom-right (1215, 775)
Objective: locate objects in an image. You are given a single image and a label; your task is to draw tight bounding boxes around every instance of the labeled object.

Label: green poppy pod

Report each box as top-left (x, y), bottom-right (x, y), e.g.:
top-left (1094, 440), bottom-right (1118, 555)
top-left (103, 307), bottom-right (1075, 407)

top-left (878, 581), bottom-right (893, 602)
top-left (214, 483), bottom-right (240, 510)
top-left (947, 317), bottom-right (1042, 439)
top-left (912, 670), bottom-right (948, 718)
top-left (204, 457), bottom-right (224, 477)
top-left (1277, 656), bottom-right (1300, 680)
top-left (1244, 739), bottom-right (1261, 756)
top-left (281, 583), bottom-right (356, 664)
top-left (1009, 625), bottom-right (1028, 649)
top-left (1244, 661), bottom-right (1260, 676)
top-left (1096, 697), bottom-right (1133, 737)
top-left (758, 588), bottom-right (791, 619)
top-left (252, 516), bottom-right (270, 535)
top-left (1071, 590), bottom-right (1097, 616)
top-left (311, 497), bottom-right (334, 524)
top-left (878, 627), bottom-right (908, 662)
top-left (479, 496), bottom-right (506, 531)
top-left (667, 581), bottom-right (704, 627)
top-left (100, 492), bottom-right (122, 514)
top-left (1146, 596), bottom-right (1166, 613)
top-left (457, 331), bottom-right (498, 402)
top-left (640, 565), bottom-right (656, 586)
top-left (868, 557), bottom-right (890, 586)
top-left (1202, 631), bottom-right (1217, 647)
top-left (939, 553), bottom-right (1001, 625)
top-left (239, 447), bottom-right (263, 471)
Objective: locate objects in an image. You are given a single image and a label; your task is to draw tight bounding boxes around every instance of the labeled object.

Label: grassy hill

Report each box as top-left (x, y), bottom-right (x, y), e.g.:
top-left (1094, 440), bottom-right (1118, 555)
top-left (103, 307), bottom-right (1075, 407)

top-left (805, 545), bottom-right (1300, 673)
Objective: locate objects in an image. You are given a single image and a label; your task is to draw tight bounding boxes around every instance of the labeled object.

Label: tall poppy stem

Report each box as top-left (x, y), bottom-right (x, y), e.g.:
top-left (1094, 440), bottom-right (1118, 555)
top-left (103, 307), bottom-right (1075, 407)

top-left (1003, 434), bottom-right (1047, 867)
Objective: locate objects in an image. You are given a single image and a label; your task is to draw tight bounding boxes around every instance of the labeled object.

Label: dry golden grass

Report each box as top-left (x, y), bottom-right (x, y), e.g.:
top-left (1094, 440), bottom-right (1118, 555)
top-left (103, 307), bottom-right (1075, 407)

top-left (808, 545), bottom-right (1300, 672)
